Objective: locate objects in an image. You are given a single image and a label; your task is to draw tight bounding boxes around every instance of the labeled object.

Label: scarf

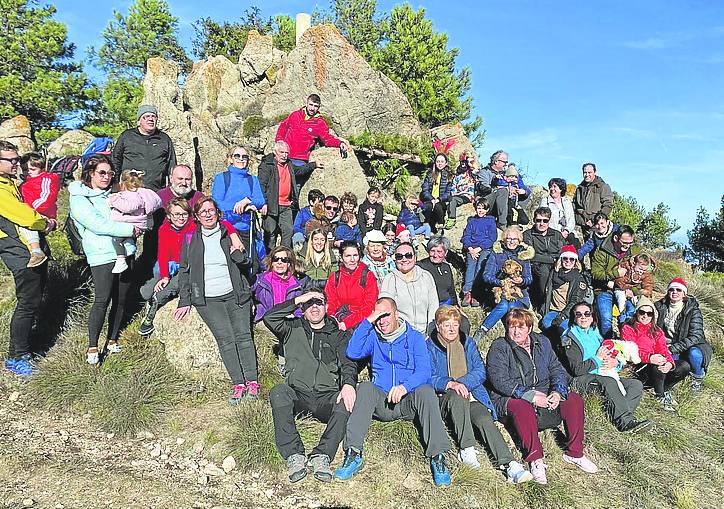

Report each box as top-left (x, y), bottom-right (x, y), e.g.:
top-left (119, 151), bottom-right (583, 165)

top-left (552, 267), bottom-right (577, 289)
top-left (664, 300), bottom-right (684, 340)
top-left (441, 335), bottom-right (467, 380)
top-left (379, 318), bottom-right (407, 343)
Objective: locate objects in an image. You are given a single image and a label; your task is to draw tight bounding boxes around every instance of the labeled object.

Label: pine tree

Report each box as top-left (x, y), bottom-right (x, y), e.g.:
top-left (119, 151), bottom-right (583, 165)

top-left (637, 202), bottom-right (680, 249)
top-left (687, 196), bottom-right (724, 272)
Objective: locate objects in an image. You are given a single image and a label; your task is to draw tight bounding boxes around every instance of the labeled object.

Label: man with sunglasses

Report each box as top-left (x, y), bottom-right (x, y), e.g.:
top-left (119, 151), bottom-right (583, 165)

top-left (264, 290), bottom-right (357, 484)
top-left (523, 207), bottom-right (565, 313)
top-left (0, 140), bottom-right (55, 375)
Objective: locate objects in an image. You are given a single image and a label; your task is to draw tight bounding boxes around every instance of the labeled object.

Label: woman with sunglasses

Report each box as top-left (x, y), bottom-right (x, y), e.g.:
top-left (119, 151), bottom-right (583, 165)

top-left (621, 297), bottom-right (686, 411)
top-left (561, 302), bottom-right (650, 433)
top-left (253, 246), bottom-right (309, 323)
top-left (174, 196), bottom-right (258, 404)
top-left (69, 156), bottom-right (140, 364)
top-left (654, 278), bottom-right (712, 393)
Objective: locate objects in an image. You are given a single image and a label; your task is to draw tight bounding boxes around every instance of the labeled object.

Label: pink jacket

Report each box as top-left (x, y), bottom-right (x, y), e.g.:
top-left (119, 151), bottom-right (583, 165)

top-left (621, 322), bottom-right (674, 364)
top-left (108, 188), bottom-right (162, 229)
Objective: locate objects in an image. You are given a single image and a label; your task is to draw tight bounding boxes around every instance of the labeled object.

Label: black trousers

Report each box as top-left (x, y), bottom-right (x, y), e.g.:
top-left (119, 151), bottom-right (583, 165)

top-left (530, 262), bottom-right (554, 313)
top-left (8, 263), bottom-right (47, 359)
top-left (88, 258), bottom-right (134, 348)
top-left (636, 361), bottom-right (690, 397)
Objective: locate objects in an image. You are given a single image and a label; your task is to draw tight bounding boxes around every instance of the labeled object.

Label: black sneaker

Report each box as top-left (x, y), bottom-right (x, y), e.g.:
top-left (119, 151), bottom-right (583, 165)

top-left (138, 297), bottom-right (159, 336)
top-left (619, 418), bottom-right (653, 434)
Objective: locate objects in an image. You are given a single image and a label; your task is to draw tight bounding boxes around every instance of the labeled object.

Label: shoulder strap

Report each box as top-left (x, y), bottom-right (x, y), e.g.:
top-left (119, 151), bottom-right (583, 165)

top-left (360, 266), bottom-right (369, 289)
top-left (223, 171), bottom-right (231, 199)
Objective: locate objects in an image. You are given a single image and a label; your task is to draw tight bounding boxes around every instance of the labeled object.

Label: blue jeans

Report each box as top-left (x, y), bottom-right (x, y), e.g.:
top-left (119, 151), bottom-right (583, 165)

top-left (597, 291), bottom-right (634, 337)
top-left (540, 311), bottom-right (569, 338)
top-left (407, 224), bottom-right (431, 239)
top-left (463, 249), bottom-right (490, 292)
top-left (482, 297), bottom-right (529, 330)
top-left (673, 346), bottom-right (705, 377)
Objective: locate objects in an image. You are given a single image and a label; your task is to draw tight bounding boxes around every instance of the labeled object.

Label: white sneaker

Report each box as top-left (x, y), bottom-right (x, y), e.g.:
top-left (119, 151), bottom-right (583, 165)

top-left (458, 446), bottom-right (480, 469)
top-left (563, 453), bottom-right (599, 474)
top-left (530, 458), bottom-right (548, 485)
top-left (506, 460), bottom-right (534, 484)
top-left (87, 349), bottom-right (99, 365)
top-left (106, 342), bottom-right (121, 354)
top-left (112, 257), bottom-right (128, 274)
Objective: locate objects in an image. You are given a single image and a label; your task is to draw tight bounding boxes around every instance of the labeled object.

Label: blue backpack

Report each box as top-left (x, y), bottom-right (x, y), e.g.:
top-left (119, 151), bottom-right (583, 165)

top-left (81, 137), bottom-right (114, 164)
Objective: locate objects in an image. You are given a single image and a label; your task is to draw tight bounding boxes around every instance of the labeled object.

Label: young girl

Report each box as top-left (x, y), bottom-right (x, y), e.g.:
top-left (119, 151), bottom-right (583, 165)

top-left (19, 153), bottom-right (60, 267)
top-left (461, 199), bottom-right (497, 307)
top-left (614, 252), bottom-right (655, 323)
top-left (397, 194), bottom-right (432, 240)
top-left (107, 169), bottom-right (162, 273)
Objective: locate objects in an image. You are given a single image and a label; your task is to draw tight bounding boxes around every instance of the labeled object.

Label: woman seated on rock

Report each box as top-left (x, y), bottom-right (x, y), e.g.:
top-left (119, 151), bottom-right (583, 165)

top-left (174, 196), bottom-right (258, 405)
top-left (420, 153), bottom-right (453, 233)
top-left (428, 306), bottom-right (533, 483)
top-left (252, 246), bottom-right (309, 323)
top-left (561, 302), bottom-right (651, 433)
top-left (361, 229), bottom-right (395, 283)
top-left (417, 236), bottom-right (457, 306)
top-left (300, 224), bottom-right (337, 290)
top-left (486, 309), bottom-right (598, 485)
top-left (655, 278), bottom-right (713, 393)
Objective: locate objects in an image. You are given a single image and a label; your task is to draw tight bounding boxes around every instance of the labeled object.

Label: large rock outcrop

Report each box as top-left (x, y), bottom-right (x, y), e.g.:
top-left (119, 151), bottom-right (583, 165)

top-left (46, 129), bottom-right (94, 159)
top-left (0, 115), bottom-right (34, 154)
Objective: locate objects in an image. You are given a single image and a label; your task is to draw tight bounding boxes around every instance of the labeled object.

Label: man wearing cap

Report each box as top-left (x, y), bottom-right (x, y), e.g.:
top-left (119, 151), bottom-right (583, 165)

top-left (112, 104), bottom-right (177, 192)
top-left (361, 229), bottom-right (395, 282)
top-left (523, 206), bottom-right (565, 313)
top-left (573, 162), bottom-right (613, 240)
top-left (486, 161), bottom-right (531, 229)
top-left (264, 290), bottom-right (357, 484)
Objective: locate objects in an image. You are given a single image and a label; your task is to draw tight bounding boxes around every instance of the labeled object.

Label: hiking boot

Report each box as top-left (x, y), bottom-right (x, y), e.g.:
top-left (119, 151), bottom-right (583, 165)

top-left (138, 297), bottom-right (159, 336)
top-left (506, 461), bottom-right (533, 484)
top-left (657, 390), bottom-right (676, 412)
top-left (462, 292), bottom-right (472, 307)
top-left (562, 453), bottom-right (599, 474)
top-left (5, 355), bottom-right (37, 376)
top-left (530, 458), bottom-right (548, 485)
top-left (87, 348), bottom-right (99, 365)
top-left (334, 449), bottom-right (363, 481)
top-left (430, 453), bottom-right (451, 487)
top-left (286, 453), bottom-right (308, 483)
top-left (27, 251), bottom-right (47, 268)
top-left (444, 218), bottom-right (456, 229)
top-left (106, 341), bottom-right (121, 354)
top-left (308, 454), bottom-right (333, 482)
top-left (690, 375), bottom-right (704, 393)
top-left (458, 446), bottom-right (480, 469)
top-left (246, 381), bottom-right (260, 399)
top-left (112, 257), bottom-right (128, 274)
top-left (619, 418), bottom-right (653, 434)
top-left (228, 384), bottom-right (246, 406)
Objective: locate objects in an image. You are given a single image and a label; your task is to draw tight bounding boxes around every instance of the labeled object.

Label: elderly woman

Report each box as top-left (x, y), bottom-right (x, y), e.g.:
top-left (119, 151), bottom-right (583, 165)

top-left (487, 309), bottom-right (598, 485)
top-left (476, 226), bottom-right (534, 336)
top-left (622, 297), bottom-right (687, 411)
top-left (69, 156), bottom-right (138, 364)
top-left (418, 237), bottom-right (457, 306)
top-left (655, 278), bottom-right (712, 393)
top-left (540, 178), bottom-right (576, 243)
top-left (252, 246), bottom-right (309, 322)
top-left (300, 225), bottom-right (337, 289)
top-left (361, 229), bottom-right (395, 282)
top-left (420, 153), bottom-right (453, 232)
top-left (562, 302), bottom-right (650, 433)
top-left (429, 306), bottom-right (533, 483)
top-left (174, 197), bottom-right (258, 404)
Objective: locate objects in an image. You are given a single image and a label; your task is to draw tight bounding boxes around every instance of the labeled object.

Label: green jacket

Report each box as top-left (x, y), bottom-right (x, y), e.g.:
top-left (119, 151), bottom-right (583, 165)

top-left (573, 176), bottom-right (613, 227)
top-left (590, 234), bottom-right (640, 291)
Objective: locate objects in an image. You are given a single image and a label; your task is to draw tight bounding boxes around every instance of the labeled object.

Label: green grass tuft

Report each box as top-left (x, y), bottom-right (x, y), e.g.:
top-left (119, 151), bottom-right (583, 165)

top-left (224, 399), bottom-right (285, 469)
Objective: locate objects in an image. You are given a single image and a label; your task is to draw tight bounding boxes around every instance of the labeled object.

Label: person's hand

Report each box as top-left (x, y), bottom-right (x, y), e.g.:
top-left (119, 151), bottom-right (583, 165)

top-left (229, 236), bottom-right (244, 253)
top-left (511, 276), bottom-right (523, 285)
top-left (338, 321), bottom-right (347, 331)
top-left (43, 218), bottom-right (58, 233)
top-left (617, 266), bottom-right (628, 278)
top-left (585, 220), bottom-right (593, 228)
top-left (233, 198), bottom-right (252, 215)
top-left (314, 160), bottom-right (325, 170)
top-left (649, 353), bottom-right (666, 366)
top-left (387, 384), bottom-right (408, 404)
top-left (601, 356), bottom-right (617, 370)
top-left (259, 204), bottom-right (267, 216)
top-left (561, 229), bottom-right (570, 239)
top-left (133, 226), bottom-right (143, 238)
top-left (154, 277), bottom-right (170, 293)
top-left (337, 384), bottom-right (357, 412)
top-left (658, 361), bottom-right (673, 373)
top-left (517, 188), bottom-right (526, 195)
top-left (174, 306), bottom-right (191, 320)
top-left (294, 291), bottom-right (325, 306)
top-left (607, 280), bottom-right (615, 290)
top-left (470, 248), bottom-right (479, 260)
top-left (446, 381), bottom-right (470, 399)
top-left (532, 391), bottom-right (549, 408)
top-left (547, 392), bottom-right (561, 410)
top-left (625, 289), bottom-right (635, 299)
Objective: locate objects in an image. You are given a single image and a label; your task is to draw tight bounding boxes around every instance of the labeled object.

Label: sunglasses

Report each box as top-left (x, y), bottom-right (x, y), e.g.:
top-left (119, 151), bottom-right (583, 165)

top-left (301, 297), bottom-right (326, 310)
top-left (561, 256), bottom-right (577, 262)
top-left (394, 252), bottom-right (415, 260)
top-left (0, 157), bottom-right (20, 165)
top-left (232, 153), bottom-right (250, 161)
top-left (574, 311), bottom-right (592, 318)
top-left (95, 170), bottom-right (115, 177)
top-left (535, 218), bottom-right (550, 224)
top-left (669, 288), bottom-right (684, 293)
top-left (272, 256), bottom-right (290, 263)
top-left (325, 205), bottom-right (339, 211)
top-left (637, 309), bottom-right (655, 317)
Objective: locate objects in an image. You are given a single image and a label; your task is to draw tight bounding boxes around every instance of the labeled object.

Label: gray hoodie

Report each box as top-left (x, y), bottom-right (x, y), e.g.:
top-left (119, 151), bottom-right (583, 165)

top-left (379, 266), bottom-right (439, 334)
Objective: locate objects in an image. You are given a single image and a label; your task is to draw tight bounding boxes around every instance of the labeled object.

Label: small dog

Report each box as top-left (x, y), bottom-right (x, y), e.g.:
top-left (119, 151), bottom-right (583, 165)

top-left (599, 339), bottom-right (642, 395)
top-left (493, 259), bottom-right (524, 304)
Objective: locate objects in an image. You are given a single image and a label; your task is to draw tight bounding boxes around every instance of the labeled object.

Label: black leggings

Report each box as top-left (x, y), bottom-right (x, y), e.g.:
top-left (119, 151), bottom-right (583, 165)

top-left (88, 258), bottom-right (134, 348)
top-left (637, 361), bottom-right (691, 397)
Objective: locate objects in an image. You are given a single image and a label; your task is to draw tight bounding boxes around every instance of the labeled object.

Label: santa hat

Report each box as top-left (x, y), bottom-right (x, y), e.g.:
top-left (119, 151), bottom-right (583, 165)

top-left (668, 277), bottom-right (688, 294)
top-left (395, 223), bottom-right (407, 238)
top-left (560, 245), bottom-right (578, 259)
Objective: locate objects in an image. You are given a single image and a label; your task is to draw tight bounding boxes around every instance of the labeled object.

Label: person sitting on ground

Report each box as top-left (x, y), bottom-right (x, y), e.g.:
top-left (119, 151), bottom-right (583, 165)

top-left (420, 153), bottom-right (453, 232)
top-left (577, 212), bottom-right (619, 260)
top-left (613, 252), bottom-right (656, 323)
top-left (361, 229), bottom-right (395, 282)
top-left (428, 305), bottom-right (533, 483)
top-left (621, 297), bottom-right (687, 411)
top-left (381, 222), bottom-right (397, 257)
top-left (540, 177), bottom-right (577, 246)
top-left (562, 302), bottom-right (651, 433)
top-left (335, 211), bottom-right (363, 246)
top-left (18, 152), bottom-right (59, 267)
top-left (573, 162), bottom-right (613, 240)
top-left (265, 290), bottom-right (358, 484)
top-left (253, 246), bottom-right (309, 323)
top-left (325, 241), bottom-right (379, 331)
top-left (540, 245), bottom-right (591, 339)
top-left (486, 162), bottom-right (531, 230)
top-left (335, 297), bottom-right (453, 487)
top-left (380, 242), bottom-right (439, 334)
top-left (446, 152), bottom-right (478, 229)
top-left (476, 226), bottom-right (534, 336)
top-left (292, 188), bottom-right (324, 252)
top-left (300, 225), bottom-right (337, 290)
top-left (357, 186), bottom-right (383, 236)
top-left (654, 278), bottom-right (713, 394)
top-left (523, 206), bottom-right (565, 313)
top-left (418, 236), bottom-right (457, 306)
top-left (461, 199), bottom-right (497, 308)
top-left (397, 194), bottom-right (431, 241)
top-left (486, 309), bottom-right (598, 485)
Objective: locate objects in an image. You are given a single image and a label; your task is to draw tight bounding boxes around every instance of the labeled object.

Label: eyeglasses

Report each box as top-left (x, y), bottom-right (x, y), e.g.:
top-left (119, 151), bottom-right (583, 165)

top-left (169, 212), bottom-right (189, 218)
top-left (95, 170), bottom-right (115, 177)
top-left (394, 252), bottom-right (415, 260)
top-left (232, 153), bottom-right (250, 161)
top-left (325, 205), bottom-right (339, 211)
top-left (301, 297), bottom-right (326, 310)
top-left (561, 256), bottom-right (577, 262)
top-left (496, 159), bottom-right (509, 164)
top-left (504, 237), bottom-right (520, 242)
top-left (669, 288), bottom-right (684, 293)
top-left (272, 256), bottom-right (290, 263)
top-left (574, 311), bottom-right (592, 318)
top-left (0, 157), bottom-right (20, 166)
top-left (197, 209), bottom-right (217, 216)
top-left (637, 309), bottom-right (655, 317)
top-left (619, 239), bottom-right (634, 246)
top-left (535, 218), bottom-right (550, 224)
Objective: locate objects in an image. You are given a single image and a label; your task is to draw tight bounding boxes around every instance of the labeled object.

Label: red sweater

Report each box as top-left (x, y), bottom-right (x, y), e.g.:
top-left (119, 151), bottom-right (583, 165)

top-left (20, 172), bottom-right (60, 219)
top-left (157, 219), bottom-right (236, 279)
top-left (324, 262), bottom-right (379, 329)
top-left (621, 322), bottom-right (674, 364)
top-left (275, 108), bottom-right (342, 161)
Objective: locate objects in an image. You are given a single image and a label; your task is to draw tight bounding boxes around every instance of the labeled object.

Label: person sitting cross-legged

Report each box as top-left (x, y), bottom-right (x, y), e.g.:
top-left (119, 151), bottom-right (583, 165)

top-left (265, 291), bottom-right (358, 483)
top-left (334, 297), bottom-right (453, 487)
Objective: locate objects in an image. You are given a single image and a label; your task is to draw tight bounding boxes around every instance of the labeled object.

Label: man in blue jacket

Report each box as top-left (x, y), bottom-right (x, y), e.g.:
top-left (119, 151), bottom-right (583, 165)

top-left (334, 297), bottom-right (452, 487)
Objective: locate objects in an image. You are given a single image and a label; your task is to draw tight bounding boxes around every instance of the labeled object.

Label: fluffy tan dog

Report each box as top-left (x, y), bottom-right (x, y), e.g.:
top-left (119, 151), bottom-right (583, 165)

top-left (493, 259), bottom-right (524, 304)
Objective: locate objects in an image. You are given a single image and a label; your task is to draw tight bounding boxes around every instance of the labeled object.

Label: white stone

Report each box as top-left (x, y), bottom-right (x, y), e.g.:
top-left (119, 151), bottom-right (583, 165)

top-left (222, 455), bottom-right (236, 473)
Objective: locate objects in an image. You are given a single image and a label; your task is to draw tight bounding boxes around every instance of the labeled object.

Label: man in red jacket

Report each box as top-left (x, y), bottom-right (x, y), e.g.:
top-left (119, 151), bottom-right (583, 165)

top-left (275, 94), bottom-right (349, 190)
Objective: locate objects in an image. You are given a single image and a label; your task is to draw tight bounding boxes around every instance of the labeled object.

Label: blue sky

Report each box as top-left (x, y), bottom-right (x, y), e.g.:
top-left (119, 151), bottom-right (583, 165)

top-left (53, 0), bottom-right (724, 243)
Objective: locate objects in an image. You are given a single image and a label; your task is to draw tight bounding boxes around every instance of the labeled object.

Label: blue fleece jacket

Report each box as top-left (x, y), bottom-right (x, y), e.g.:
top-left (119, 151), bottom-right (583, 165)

top-left (293, 206), bottom-right (314, 235)
top-left (397, 205), bottom-right (423, 229)
top-left (211, 166), bottom-right (266, 232)
top-left (335, 223), bottom-right (363, 244)
top-left (461, 215), bottom-right (497, 250)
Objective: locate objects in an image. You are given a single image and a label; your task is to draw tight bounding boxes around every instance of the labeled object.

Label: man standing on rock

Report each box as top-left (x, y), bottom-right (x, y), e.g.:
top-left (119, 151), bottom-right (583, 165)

top-left (264, 290), bottom-right (357, 483)
top-left (275, 93), bottom-right (348, 190)
top-left (573, 162), bottom-right (613, 240)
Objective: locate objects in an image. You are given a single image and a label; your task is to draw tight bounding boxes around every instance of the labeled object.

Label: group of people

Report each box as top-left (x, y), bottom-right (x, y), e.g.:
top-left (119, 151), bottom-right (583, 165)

top-left (0, 92), bottom-right (713, 489)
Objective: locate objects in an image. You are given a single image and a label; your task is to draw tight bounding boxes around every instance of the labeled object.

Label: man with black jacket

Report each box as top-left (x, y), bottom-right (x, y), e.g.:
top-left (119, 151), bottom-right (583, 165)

top-left (523, 207), bottom-right (564, 312)
top-left (265, 290), bottom-right (357, 484)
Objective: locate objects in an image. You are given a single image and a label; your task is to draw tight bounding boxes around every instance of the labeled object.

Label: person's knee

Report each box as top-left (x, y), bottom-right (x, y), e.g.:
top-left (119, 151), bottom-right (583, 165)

top-left (688, 346), bottom-right (704, 363)
top-left (269, 384), bottom-right (294, 408)
top-left (564, 391), bottom-right (584, 409)
top-left (355, 381), bottom-right (377, 401)
top-left (443, 389), bottom-right (467, 409)
top-left (412, 384), bottom-right (437, 403)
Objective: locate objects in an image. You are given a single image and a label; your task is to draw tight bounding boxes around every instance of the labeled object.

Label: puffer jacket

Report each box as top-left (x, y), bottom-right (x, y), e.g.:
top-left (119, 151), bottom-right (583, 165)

top-left (655, 296), bottom-right (713, 370)
top-left (428, 330), bottom-right (497, 420)
top-left (573, 176), bottom-right (613, 227)
top-left (420, 168), bottom-right (452, 203)
top-left (542, 257), bottom-right (591, 322)
top-left (107, 188), bottom-right (162, 229)
top-left (397, 204), bottom-right (424, 229)
top-left (482, 241), bottom-right (534, 302)
top-left (379, 266), bottom-right (439, 333)
top-left (68, 181), bottom-right (135, 267)
top-left (0, 174), bottom-right (48, 273)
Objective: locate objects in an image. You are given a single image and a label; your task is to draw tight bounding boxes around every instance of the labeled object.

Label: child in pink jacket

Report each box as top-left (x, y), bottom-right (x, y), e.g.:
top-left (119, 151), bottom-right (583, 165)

top-left (108, 169), bottom-right (162, 273)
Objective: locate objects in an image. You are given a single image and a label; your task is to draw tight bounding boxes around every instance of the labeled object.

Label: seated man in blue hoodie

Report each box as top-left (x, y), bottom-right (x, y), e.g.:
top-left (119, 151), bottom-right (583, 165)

top-left (334, 297), bottom-right (452, 487)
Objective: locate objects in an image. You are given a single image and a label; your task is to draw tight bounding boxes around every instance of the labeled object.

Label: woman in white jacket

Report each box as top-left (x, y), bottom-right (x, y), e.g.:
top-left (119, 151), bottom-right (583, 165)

top-left (540, 178), bottom-right (577, 245)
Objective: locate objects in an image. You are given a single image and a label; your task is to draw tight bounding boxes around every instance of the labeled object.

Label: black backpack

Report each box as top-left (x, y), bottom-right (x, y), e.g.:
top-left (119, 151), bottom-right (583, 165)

top-left (64, 217), bottom-right (84, 256)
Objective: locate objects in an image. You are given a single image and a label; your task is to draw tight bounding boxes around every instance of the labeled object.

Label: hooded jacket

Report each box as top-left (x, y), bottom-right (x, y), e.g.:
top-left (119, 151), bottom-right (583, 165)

top-left (107, 188), bottom-right (162, 229)
top-left (324, 261), bottom-right (379, 330)
top-left (542, 256), bottom-right (591, 322)
top-left (0, 174), bottom-right (48, 273)
top-left (211, 165), bottom-right (266, 232)
top-left (275, 108), bottom-right (342, 161)
top-left (68, 181), bottom-right (135, 267)
top-left (620, 297), bottom-right (673, 364)
top-left (379, 266), bottom-right (439, 333)
top-left (357, 199), bottom-right (384, 235)
top-left (655, 296), bottom-right (713, 370)
top-left (20, 171), bottom-right (60, 219)
top-left (573, 175), bottom-right (613, 227)
top-left (482, 241), bottom-right (534, 301)
top-left (428, 329), bottom-right (497, 420)
top-left (263, 300), bottom-right (357, 393)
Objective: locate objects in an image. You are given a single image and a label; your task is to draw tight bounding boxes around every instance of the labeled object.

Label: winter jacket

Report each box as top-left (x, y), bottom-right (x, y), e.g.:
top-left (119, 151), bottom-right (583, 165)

top-left (258, 154), bottom-right (312, 216)
top-left (590, 235), bottom-right (641, 291)
top-left (211, 166), bottom-right (266, 232)
top-left (542, 257), bottom-right (591, 322)
top-left (450, 170), bottom-right (476, 198)
top-left (347, 318), bottom-right (431, 393)
top-left (361, 253), bottom-right (395, 283)
top-left (621, 321), bottom-right (673, 365)
top-left (474, 165), bottom-right (495, 197)
top-left (177, 224), bottom-right (251, 308)
top-left (655, 296), bottom-right (713, 370)
top-left (112, 128), bottom-right (177, 192)
top-left (157, 220), bottom-right (196, 279)
top-left (108, 188), bottom-right (162, 229)
top-left (264, 300), bottom-right (357, 393)
top-left (335, 223), bottom-right (363, 245)
top-left (561, 325), bottom-right (616, 377)
top-left (573, 176), bottom-right (613, 227)
top-left (428, 330), bottom-right (497, 420)
top-left (420, 169), bottom-right (452, 203)
top-left (461, 215), bottom-right (497, 251)
top-left (539, 195), bottom-right (575, 233)
top-left (68, 181), bottom-right (135, 267)
top-left (397, 204), bottom-right (424, 229)
top-left (379, 267), bottom-right (439, 333)
top-left (482, 241), bottom-right (534, 300)
top-left (486, 332), bottom-right (570, 418)
top-left (275, 108), bottom-right (342, 161)
top-left (357, 200), bottom-right (384, 235)
top-left (490, 173), bottom-right (531, 200)
top-left (523, 227), bottom-right (565, 266)
top-left (417, 258), bottom-right (456, 305)
top-left (324, 262), bottom-right (379, 330)
top-left (614, 257), bottom-right (655, 296)
top-left (293, 206), bottom-right (314, 235)
top-left (252, 270), bottom-right (309, 322)
top-left (0, 174), bottom-right (48, 273)
top-left (20, 171), bottom-right (60, 218)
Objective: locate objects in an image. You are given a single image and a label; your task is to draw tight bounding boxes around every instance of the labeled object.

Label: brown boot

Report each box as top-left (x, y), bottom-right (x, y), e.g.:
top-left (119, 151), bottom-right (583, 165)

top-left (462, 292), bottom-right (472, 307)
